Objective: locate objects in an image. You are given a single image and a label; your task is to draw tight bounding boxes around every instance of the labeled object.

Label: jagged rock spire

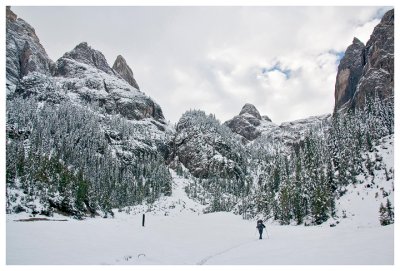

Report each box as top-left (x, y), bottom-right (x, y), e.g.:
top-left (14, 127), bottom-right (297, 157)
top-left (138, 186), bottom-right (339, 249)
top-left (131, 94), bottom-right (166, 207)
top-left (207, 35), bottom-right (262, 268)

top-left (112, 55), bottom-right (140, 90)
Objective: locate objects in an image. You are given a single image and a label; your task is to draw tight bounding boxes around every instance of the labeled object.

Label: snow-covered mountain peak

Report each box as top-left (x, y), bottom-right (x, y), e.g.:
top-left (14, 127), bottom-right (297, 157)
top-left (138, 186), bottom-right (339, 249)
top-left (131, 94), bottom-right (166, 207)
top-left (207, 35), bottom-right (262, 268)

top-left (225, 102), bottom-right (330, 146)
top-left (61, 42), bottom-right (115, 75)
top-left (239, 103), bottom-right (262, 120)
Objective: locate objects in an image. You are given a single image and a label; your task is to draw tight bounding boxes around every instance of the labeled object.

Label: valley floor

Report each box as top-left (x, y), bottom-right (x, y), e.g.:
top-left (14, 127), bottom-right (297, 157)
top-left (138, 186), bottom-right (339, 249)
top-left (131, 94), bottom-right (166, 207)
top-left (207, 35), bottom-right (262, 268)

top-left (5, 211), bottom-right (394, 265)
top-left (6, 172), bottom-right (394, 265)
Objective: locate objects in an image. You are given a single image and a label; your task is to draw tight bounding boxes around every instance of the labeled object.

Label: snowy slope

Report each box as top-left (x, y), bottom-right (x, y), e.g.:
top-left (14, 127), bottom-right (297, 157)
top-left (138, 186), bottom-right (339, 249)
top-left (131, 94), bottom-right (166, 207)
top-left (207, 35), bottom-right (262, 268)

top-left (334, 134), bottom-right (394, 228)
top-left (114, 170), bottom-right (205, 216)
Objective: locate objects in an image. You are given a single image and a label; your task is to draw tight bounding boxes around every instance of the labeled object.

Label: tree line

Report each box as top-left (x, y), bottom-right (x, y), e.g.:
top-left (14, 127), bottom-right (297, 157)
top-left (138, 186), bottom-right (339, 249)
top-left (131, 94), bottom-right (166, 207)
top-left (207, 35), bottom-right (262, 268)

top-left (6, 96), bottom-right (172, 218)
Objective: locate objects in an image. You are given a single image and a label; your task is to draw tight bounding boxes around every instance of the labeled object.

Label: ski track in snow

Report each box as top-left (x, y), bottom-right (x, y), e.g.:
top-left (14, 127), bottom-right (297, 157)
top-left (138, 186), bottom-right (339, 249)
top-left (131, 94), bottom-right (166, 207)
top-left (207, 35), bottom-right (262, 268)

top-left (197, 239), bottom-right (258, 265)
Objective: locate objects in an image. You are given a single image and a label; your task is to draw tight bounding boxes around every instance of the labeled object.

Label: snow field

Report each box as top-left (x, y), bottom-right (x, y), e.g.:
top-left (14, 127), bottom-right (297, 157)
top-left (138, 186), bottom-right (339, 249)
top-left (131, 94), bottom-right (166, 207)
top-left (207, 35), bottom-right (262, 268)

top-left (6, 167), bottom-right (394, 265)
top-left (6, 211), bottom-right (393, 265)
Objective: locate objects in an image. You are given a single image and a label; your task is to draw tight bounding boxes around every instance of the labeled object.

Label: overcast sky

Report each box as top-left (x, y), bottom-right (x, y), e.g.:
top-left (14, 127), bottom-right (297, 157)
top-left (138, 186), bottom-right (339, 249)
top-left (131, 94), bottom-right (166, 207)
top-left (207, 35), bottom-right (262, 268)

top-left (11, 6), bottom-right (391, 124)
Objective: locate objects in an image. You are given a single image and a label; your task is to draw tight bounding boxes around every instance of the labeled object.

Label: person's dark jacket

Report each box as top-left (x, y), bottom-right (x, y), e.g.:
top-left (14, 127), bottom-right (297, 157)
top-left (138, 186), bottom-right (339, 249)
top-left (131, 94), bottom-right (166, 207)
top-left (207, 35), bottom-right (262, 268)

top-left (256, 222), bottom-right (266, 231)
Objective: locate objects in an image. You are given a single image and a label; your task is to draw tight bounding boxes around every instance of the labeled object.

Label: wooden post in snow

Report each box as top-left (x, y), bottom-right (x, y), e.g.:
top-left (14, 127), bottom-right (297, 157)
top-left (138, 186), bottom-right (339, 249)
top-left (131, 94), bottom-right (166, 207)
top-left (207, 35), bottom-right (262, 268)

top-left (142, 214), bottom-right (145, 227)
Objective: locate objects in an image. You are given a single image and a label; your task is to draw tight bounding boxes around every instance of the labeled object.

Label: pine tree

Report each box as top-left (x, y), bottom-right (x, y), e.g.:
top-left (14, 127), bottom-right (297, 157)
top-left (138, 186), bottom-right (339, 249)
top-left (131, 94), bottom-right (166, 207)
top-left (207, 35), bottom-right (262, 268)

top-left (379, 199), bottom-right (394, 226)
top-left (379, 203), bottom-right (389, 225)
top-left (278, 184), bottom-right (292, 225)
top-left (385, 199), bottom-right (394, 224)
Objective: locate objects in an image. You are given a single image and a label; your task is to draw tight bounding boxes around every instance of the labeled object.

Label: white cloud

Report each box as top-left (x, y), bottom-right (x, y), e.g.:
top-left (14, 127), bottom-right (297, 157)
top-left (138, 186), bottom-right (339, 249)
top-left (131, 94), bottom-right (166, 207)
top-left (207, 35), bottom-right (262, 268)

top-left (354, 18), bottom-right (382, 44)
top-left (11, 6), bottom-right (391, 124)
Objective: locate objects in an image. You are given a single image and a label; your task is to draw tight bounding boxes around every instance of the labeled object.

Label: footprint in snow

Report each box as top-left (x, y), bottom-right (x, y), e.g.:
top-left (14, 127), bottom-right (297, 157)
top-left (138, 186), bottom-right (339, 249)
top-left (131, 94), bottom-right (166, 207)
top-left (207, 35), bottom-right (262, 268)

top-left (124, 255), bottom-right (133, 261)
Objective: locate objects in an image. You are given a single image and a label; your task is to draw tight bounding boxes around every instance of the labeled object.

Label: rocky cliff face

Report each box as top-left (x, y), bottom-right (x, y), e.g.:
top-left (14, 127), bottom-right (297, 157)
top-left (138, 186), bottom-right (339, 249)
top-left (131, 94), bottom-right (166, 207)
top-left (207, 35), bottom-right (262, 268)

top-left (112, 55), bottom-right (140, 90)
top-left (6, 6), bottom-right (54, 93)
top-left (334, 9), bottom-right (394, 112)
top-left (224, 103), bottom-right (264, 142)
top-left (334, 38), bottom-right (365, 111)
top-left (171, 110), bottom-right (246, 180)
top-left (353, 9), bottom-right (394, 109)
top-left (52, 43), bottom-right (165, 122)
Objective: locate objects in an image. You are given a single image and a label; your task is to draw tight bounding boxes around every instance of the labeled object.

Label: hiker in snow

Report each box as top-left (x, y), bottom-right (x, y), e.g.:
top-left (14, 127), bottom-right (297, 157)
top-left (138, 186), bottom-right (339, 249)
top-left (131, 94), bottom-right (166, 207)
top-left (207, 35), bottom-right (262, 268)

top-left (256, 220), bottom-right (266, 239)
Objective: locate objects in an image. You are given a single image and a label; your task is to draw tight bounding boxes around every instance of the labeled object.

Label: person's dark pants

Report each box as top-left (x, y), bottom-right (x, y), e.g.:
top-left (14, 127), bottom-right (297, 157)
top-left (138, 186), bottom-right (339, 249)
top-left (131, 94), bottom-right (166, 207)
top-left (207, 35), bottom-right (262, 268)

top-left (258, 229), bottom-right (263, 239)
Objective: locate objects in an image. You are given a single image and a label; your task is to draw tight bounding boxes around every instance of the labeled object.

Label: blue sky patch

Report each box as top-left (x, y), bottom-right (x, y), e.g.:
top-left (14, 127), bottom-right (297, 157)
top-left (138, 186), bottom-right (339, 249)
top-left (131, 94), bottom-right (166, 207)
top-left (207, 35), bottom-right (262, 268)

top-left (262, 63), bottom-right (292, 79)
top-left (328, 50), bottom-right (345, 65)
